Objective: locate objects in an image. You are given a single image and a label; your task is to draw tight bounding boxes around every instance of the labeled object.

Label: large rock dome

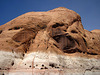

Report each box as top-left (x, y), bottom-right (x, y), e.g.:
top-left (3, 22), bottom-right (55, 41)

top-left (0, 7), bottom-right (100, 75)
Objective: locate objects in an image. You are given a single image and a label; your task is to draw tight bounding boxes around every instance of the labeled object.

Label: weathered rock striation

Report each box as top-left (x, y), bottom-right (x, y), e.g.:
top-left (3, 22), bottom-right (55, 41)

top-left (0, 7), bottom-right (100, 75)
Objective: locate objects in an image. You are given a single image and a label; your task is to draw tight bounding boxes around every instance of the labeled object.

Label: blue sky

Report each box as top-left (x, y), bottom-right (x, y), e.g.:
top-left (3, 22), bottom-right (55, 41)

top-left (0, 0), bottom-right (100, 31)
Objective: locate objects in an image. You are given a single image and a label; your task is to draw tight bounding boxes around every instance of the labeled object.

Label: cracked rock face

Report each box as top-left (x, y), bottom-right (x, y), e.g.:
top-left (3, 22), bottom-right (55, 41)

top-left (0, 7), bottom-right (100, 75)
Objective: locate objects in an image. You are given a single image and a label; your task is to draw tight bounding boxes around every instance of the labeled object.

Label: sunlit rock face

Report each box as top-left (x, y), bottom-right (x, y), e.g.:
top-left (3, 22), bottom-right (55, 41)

top-left (0, 7), bottom-right (100, 75)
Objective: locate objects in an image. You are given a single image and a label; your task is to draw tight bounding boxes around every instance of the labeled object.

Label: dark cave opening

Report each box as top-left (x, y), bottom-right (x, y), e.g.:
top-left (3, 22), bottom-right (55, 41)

top-left (71, 30), bottom-right (78, 33)
top-left (8, 27), bottom-right (22, 30)
top-left (49, 63), bottom-right (55, 68)
top-left (11, 61), bottom-right (14, 66)
top-left (42, 64), bottom-right (44, 67)
top-left (29, 65), bottom-right (31, 68)
top-left (0, 30), bottom-right (2, 34)
top-left (52, 23), bottom-right (64, 28)
top-left (87, 52), bottom-right (97, 55)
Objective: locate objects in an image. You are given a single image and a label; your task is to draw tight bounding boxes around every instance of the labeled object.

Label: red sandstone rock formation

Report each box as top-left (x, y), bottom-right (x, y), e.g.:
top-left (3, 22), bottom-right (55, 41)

top-left (0, 7), bottom-right (100, 75)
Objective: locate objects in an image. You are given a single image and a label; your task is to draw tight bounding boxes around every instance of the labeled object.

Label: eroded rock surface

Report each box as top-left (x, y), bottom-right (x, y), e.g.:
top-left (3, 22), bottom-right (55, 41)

top-left (0, 7), bottom-right (100, 75)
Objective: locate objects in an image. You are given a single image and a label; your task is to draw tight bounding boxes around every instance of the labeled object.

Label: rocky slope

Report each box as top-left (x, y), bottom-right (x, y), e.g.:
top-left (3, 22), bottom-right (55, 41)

top-left (0, 7), bottom-right (100, 75)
